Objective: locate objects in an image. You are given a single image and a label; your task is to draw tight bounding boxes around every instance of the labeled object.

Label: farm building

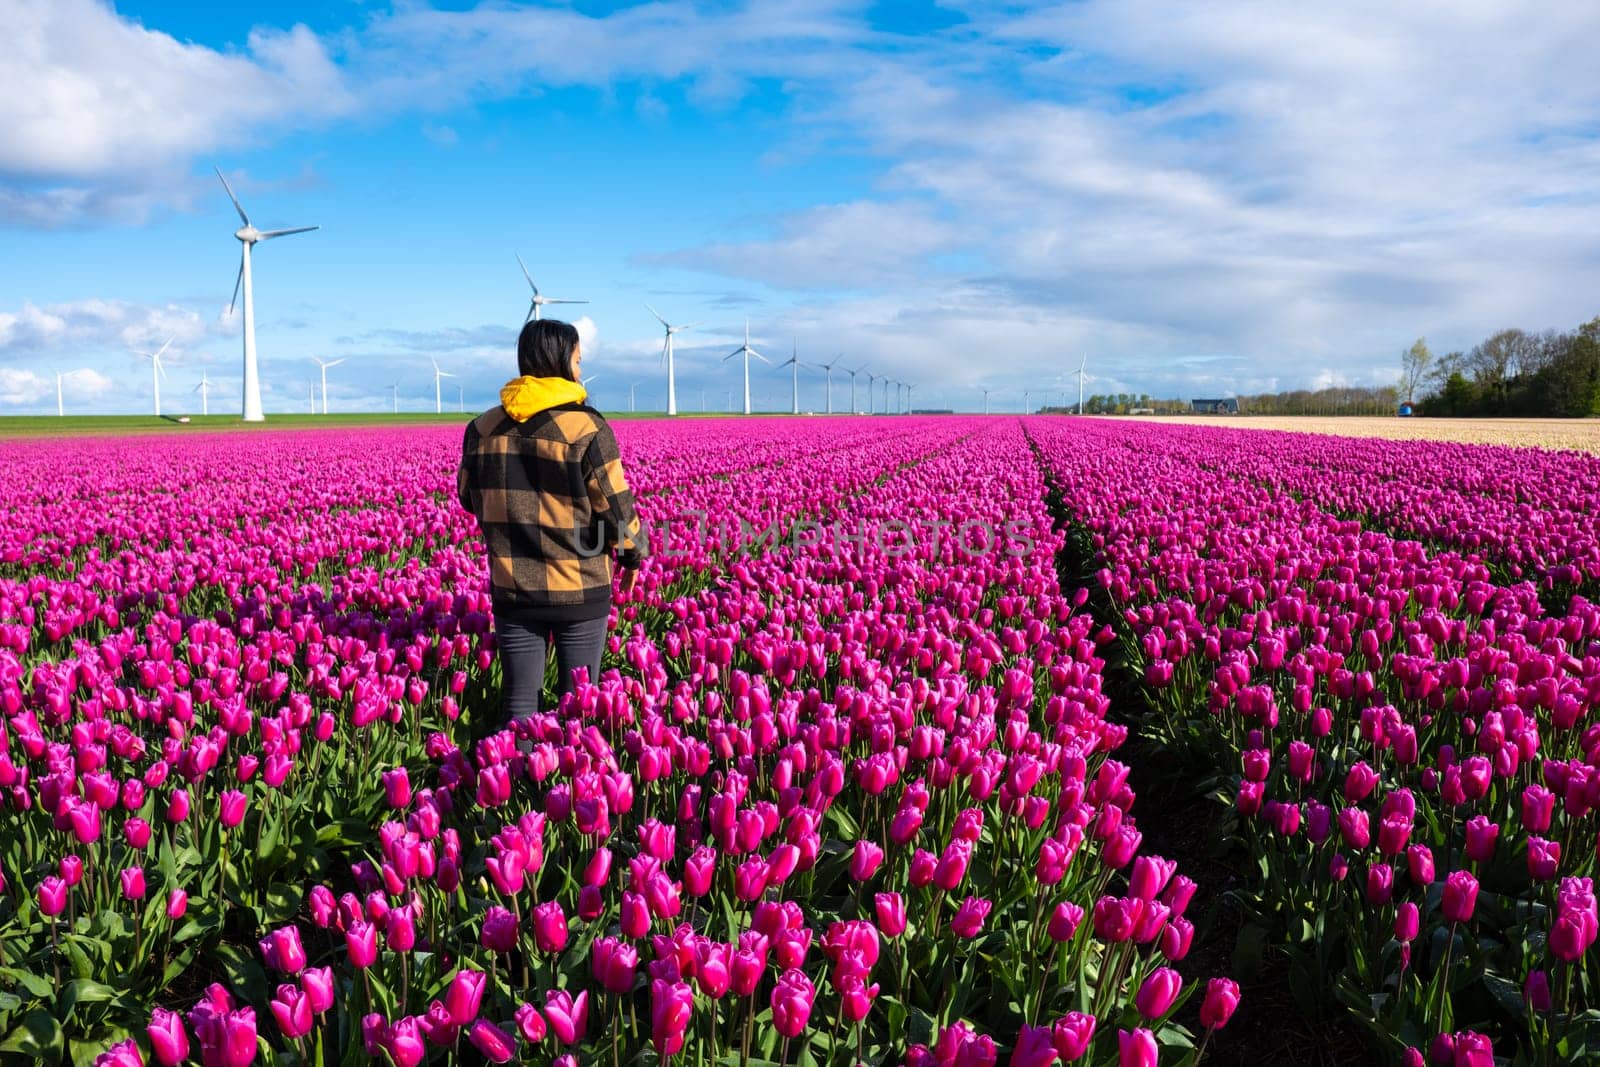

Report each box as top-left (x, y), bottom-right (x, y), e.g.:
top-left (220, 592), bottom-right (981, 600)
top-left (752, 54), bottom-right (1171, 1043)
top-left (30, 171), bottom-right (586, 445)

top-left (1190, 398), bottom-right (1240, 414)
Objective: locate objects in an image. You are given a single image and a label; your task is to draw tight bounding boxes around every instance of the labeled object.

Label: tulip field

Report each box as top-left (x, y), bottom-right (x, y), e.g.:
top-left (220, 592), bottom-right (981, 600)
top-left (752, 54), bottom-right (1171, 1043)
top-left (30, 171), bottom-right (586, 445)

top-left (2, 416), bottom-right (1598, 1067)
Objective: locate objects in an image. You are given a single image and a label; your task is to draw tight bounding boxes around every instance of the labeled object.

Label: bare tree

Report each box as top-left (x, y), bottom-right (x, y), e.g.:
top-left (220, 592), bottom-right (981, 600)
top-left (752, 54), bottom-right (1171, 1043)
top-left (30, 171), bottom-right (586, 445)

top-left (1400, 337), bottom-right (1432, 405)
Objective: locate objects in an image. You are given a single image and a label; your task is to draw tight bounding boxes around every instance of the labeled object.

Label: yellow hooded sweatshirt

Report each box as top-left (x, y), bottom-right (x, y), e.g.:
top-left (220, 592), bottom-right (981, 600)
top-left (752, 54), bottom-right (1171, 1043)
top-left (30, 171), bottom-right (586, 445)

top-left (499, 375), bottom-right (588, 421)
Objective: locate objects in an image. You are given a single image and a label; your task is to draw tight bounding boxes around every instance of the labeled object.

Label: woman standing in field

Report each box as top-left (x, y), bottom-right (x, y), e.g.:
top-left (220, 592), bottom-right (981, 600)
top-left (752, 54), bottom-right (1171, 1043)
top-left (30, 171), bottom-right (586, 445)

top-left (456, 318), bottom-right (648, 730)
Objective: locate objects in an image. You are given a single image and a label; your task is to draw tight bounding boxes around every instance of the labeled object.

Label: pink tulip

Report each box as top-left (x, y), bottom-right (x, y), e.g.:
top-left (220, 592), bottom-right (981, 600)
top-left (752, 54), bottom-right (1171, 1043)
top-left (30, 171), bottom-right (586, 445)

top-left (301, 967), bottom-right (335, 1014)
top-left (1010, 1025), bottom-right (1060, 1067)
top-left (875, 892), bottom-right (907, 936)
top-left (270, 983), bottom-right (313, 1040)
top-left (950, 896), bottom-right (992, 938)
top-left (544, 989), bottom-right (589, 1045)
top-left (651, 978), bottom-right (694, 1056)
top-left (1118, 1027), bottom-right (1158, 1067)
top-left (771, 968), bottom-right (815, 1038)
top-left (38, 876), bottom-right (68, 917)
top-left (1442, 870), bottom-right (1479, 924)
top-left (468, 1019), bottom-right (517, 1063)
top-left (593, 936), bottom-right (640, 994)
top-left (532, 901), bottom-right (569, 953)
top-left (1199, 977), bottom-right (1240, 1029)
top-left (147, 1007), bottom-right (190, 1067)
top-left (1134, 967), bottom-right (1182, 1019)
top-left (1051, 1011), bottom-right (1096, 1060)
top-left (95, 1040), bottom-right (143, 1067)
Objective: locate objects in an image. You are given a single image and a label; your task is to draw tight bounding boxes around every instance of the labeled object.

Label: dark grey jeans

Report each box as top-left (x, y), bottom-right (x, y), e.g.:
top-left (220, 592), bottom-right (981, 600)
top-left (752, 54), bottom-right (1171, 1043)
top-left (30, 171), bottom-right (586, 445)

top-left (494, 611), bottom-right (609, 723)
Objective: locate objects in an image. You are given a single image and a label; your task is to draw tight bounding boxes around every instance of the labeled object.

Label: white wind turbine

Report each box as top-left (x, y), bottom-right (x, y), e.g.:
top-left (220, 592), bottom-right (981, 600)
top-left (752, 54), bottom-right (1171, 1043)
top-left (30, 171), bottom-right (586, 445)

top-left (846, 365), bottom-right (866, 413)
top-left (311, 356), bottom-right (345, 415)
top-left (193, 370), bottom-right (212, 416)
top-left (981, 386), bottom-right (993, 415)
top-left (516, 255), bottom-right (588, 323)
top-left (389, 381), bottom-right (401, 414)
top-left (865, 371), bottom-right (881, 414)
top-left (629, 381), bottom-right (640, 413)
top-left (54, 368), bottom-right (90, 417)
top-left (134, 337), bottom-right (175, 417)
top-left (906, 382), bottom-right (916, 413)
top-left (1076, 355), bottom-right (1089, 415)
top-left (724, 320), bottom-right (769, 415)
top-left (457, 383), bottom-right (465, 413)
top-left (431, 358), bottom-right (454, 414)
top-left (818, 354), bottom-right (843, 415)
top-left (777, 338), bottom-right (805, 415)
top-left (647, 304), bottom-right (700, 417)
top-left (216, 166), bottom-right (318, 422)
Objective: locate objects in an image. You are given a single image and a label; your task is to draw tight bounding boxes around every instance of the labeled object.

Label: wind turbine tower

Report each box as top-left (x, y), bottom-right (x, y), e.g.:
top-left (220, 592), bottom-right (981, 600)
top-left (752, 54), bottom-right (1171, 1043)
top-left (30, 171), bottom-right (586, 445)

top-left (1077, 355), bottom-right (1088, 415)
top-left (55, 368), bottom-right (89, 417)
top-left (312, 357), bottom-right (345, 415)
top-left (724, 319), bottom-right (769, 415)
top-left (194, 370), bottom-right (212, 416)
top-left (646, 304), bottom-right (699, 417)
top-left (431, 359), bottom-right (455, 414)
top-left (818, 354), bottom-right (842, 415)
top-left (134, 337), bottom-right (174, 417)
top-left (778, 338), bottom-right (804, 415)
top-left (216, 166), bottom-right (317, 422)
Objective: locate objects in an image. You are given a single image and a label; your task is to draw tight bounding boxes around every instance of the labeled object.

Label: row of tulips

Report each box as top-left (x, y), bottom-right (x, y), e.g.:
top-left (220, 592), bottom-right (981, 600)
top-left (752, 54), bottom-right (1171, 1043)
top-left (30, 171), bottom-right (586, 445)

top-left (0, 417), bottom-right (965, 1058)
top-left (1025, 417), bottom-right (1600, 1065)
top-left (2, 417), bottom-right (1238, 1064)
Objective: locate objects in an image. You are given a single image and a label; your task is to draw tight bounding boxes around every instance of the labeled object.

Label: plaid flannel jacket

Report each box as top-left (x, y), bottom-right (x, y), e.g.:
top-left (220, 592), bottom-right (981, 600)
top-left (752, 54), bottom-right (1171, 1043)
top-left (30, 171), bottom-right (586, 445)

top-left (456, 401), bottom-right (648, 621)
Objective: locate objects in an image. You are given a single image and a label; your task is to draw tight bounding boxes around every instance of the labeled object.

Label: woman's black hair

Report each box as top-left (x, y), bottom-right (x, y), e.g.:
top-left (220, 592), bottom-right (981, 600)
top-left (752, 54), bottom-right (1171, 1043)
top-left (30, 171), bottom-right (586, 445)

top-left (517, 319), bottom-right (581, 380)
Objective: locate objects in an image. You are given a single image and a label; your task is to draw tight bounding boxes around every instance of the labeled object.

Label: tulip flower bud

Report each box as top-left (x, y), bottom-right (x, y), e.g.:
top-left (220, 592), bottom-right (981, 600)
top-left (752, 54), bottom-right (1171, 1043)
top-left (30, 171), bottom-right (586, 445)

top-left (1134, 967), bottom-right (1182, 1019)
top-left (1199, 977), bottom-right (1241, 1029)
top-left (1442, 870), bottom-right (1479, 924)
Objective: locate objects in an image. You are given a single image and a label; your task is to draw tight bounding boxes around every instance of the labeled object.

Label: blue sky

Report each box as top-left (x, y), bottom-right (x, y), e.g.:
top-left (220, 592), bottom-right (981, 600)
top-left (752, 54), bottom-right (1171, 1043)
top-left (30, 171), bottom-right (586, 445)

top-left (4, 0), bottom-right (1599, 415)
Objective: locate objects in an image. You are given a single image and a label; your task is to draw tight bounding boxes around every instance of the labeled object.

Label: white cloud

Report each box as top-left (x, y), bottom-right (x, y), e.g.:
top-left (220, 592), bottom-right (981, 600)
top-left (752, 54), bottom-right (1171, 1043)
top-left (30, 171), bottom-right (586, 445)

top-left (0, 369), bottom-right (50, 406)
top-left (0, 0), bottom-right (353, 223)
top-left (0, 299), bottom-right (213, 356)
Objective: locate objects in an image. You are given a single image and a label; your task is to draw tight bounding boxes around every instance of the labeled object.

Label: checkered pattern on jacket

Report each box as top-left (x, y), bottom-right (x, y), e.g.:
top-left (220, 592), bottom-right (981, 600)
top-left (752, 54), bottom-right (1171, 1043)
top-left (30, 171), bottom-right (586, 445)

top-left (456, 402), bottom-right (648, 617)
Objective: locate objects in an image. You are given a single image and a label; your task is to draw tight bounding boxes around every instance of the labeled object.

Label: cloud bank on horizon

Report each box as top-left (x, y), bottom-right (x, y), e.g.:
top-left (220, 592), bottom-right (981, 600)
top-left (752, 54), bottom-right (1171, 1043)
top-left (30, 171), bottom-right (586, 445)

top-left (2, 0), bottom-right (1598, 415)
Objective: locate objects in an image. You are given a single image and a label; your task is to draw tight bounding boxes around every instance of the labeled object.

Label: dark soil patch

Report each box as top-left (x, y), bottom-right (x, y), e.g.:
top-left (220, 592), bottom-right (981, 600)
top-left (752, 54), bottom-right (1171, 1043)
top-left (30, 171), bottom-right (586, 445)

top-left (1119, 745), bottom-right (1370, 1067)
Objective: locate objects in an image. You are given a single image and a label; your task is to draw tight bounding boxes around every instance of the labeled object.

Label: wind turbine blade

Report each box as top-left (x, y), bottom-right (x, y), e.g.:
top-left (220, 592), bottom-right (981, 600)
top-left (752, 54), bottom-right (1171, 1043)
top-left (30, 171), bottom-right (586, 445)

top-left (752, 352), bottom-right (771, 364)
top-left (680, 322), bottom-right (703, 331)
top-left (229, 259), bottom-right (244, 315)
top-left (545, 299), bottom-right (588, 305)
top-left (645, 304), bottom-right (670, 328)
top-left (215, 166), bottom-right (249, 225)
top-left (439, 371), bottom-right (456, 378)
top-left (431, 357), bottom-right (440, 372)
top-left (516, 254), bottom-right (537, 292)
top-left (259, 225), bottom-right (318, 240)
top-left (327, 358), bottom-right (346, 368)
top-left (726, 347), bottom-right (745, 360)
top-left (153, 336), bottom-right (175, 361)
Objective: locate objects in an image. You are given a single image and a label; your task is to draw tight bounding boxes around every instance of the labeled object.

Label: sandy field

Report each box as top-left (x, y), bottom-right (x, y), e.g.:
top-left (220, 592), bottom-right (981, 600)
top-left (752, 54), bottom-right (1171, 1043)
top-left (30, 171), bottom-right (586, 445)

top-left (1116, 415), bottom-right (1600, 454)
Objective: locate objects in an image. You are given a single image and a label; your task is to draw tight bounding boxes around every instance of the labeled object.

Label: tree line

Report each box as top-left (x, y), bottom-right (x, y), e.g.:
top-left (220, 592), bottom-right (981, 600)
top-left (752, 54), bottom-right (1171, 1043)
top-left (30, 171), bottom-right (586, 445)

top-left (1403, 316), bottom-right (1600, 417)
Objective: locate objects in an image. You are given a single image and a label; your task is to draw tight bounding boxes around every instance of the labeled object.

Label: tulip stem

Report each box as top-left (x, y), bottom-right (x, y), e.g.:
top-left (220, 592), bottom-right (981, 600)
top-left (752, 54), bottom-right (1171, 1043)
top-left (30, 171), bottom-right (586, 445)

top-left (779, 1036), bottom-right (790, 1067)
top-left (1194, 1026), bottom-right (1213, 1065)
top-left (1435, 921), bottom-right (1457, 1032)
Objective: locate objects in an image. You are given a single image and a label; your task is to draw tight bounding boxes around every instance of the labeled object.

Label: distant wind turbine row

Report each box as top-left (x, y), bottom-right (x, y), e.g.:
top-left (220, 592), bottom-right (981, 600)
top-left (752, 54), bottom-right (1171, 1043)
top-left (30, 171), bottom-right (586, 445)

top-left (78, 167), bottom-right (943, 420)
